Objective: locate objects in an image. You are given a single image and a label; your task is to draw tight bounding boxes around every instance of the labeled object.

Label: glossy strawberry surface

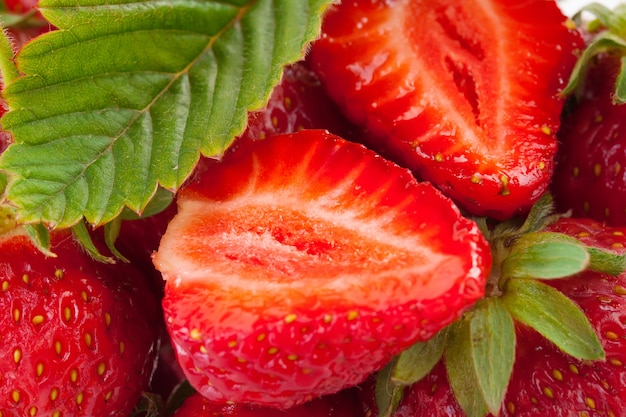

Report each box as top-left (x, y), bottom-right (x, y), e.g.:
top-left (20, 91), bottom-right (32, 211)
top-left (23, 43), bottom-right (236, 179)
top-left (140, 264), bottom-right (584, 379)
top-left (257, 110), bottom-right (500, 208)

top-left (309, 0), bottom-right (583, 219)
top-left (360, 217), bottom-right (626, 417)
top-left (154, 130), bottom-right (490, 408)
top-left (238, 60), bottom-right (361, 143)
top-left (0, 230), bottom-right (160, 416)
top-left (553, 53), bottom-right (626, 226)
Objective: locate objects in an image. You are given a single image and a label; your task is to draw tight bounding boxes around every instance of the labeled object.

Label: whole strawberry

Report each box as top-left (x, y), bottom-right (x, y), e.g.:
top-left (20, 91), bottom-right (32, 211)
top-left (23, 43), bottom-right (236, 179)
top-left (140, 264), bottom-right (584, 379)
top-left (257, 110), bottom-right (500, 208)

top-left (153, 130), bottom-right (491, 409)
top-left (552, 4), bottom-right (626, 226)
top-left (172, 388), bottom-right (364, 417)
top-left (309, 0), bottom-right (583, 220)
top-left (0, 222), bottom-right (160, 416)
top-left (238, 60), bottom-right (361, 143)
top-left (361, 207), bottom-right (626, 416)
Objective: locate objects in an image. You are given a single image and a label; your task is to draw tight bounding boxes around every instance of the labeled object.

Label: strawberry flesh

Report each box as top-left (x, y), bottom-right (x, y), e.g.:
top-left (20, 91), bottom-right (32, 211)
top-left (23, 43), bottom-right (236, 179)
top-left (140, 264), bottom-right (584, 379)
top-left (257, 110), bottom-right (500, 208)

top-left (309, 0), bottom-right (583, 219)
top-left (154, 130), bottom-right (491, 408)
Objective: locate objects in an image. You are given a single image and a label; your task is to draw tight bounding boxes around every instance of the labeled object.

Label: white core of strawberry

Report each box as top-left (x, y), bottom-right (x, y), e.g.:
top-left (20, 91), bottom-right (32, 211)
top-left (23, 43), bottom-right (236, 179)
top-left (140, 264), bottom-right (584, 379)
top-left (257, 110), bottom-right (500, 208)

top-left (154, 193), bottom-right (466, 306)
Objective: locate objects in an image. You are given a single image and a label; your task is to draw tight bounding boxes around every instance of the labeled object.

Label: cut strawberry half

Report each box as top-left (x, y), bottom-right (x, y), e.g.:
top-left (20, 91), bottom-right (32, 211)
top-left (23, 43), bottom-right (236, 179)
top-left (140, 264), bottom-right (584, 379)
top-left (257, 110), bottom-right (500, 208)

top-left (153, 130), bottom-right (491, 408)
top-left (309, 0), bottom-right (583, 220)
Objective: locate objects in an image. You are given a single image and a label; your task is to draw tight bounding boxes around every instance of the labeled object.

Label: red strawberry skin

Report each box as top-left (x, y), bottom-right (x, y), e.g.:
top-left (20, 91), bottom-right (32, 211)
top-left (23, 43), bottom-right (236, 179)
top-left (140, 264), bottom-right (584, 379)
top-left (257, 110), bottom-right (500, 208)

top-left (553, 53), bottom-right (626, 226)
top-left (115, 202), bottom-right (178, 291)
top-left (154, 130), bottom-right (491, 408)
top-left (361, 217), bottom-right (626, 417)
top-left (0, 230), bottom-right (160, 417)
top-left (238, 60), bottom-right (362, 143)
top-left (172, 388), bottom-right (364, 417)
top-left (309, 0), bottom-right (582, 220)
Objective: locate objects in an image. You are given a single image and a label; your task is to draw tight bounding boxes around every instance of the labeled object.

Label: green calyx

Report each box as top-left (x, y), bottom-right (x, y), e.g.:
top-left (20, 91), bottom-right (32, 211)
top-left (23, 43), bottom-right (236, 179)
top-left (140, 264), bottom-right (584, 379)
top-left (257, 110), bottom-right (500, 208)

top-left (375, 193), bottom-right (624, 417)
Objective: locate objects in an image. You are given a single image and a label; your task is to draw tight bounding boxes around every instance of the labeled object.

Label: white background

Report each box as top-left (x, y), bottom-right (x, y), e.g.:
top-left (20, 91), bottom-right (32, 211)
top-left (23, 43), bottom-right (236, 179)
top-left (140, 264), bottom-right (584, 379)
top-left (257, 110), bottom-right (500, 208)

top-left (558, 0), bottom-right (624, 16)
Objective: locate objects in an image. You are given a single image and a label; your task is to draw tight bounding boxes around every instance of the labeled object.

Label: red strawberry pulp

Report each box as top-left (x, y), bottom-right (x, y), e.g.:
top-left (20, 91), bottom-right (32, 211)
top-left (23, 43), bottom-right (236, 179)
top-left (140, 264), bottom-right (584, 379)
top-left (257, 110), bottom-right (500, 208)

top-left (154, 130), bottom-right (491, 408)
top-left (309, 0), bottom-right (583, 219)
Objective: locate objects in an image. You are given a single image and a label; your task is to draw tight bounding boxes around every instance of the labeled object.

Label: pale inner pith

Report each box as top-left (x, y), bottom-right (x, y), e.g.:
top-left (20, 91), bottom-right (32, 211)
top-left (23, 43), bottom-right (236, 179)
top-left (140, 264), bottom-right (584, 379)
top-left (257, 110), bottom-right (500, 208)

top-left (157, 194), bottom-right (464, 305)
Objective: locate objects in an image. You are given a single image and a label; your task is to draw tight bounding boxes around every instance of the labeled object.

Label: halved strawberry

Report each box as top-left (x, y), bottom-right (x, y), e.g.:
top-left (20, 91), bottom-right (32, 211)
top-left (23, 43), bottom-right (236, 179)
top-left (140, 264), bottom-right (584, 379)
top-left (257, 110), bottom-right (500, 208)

top-left (309, 0), bottom-right (583, 219)
top-left (153, 130), bottom-right (491, 408)
top-left (0, 223), bottom-right (160, 416)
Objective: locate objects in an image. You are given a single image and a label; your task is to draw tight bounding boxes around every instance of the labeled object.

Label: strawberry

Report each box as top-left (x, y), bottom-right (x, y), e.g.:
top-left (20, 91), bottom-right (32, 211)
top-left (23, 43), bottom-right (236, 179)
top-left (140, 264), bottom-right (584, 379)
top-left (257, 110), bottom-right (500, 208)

top-left (552, 5), bottom-right (626, 226)
top-left (114, 200), bottom-right (178, 290)
top-left (0, 219), bottom-right (160, 416)
top-left (153, 130), bottom-right (491, 409)
top-left (171, 388), bottom-right (364, 417)
top-left (238, 60), bottom-right (362, 144)
top-left (362, 201), bottom-right (626, 417)
top-left (85, 198), bottom-right (186, 407)
top-left (309, 0), bottom-right (583, 220)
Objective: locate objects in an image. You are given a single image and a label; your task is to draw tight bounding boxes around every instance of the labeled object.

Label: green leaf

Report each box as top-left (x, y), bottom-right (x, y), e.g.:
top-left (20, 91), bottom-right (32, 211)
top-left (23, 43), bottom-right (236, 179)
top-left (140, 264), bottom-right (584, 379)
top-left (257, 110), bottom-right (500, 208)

top-left (70, 220), bottom-right (115, 264)
top-left (587, 246), bottom-right (626, 276)
top-left (516, 193), bottom-right (558, 234)
top-left (24, 223), bottom-right (55, 257)
top-left (103, 216), bottom-right (129, 263)
top-left (375, 359), bottom-right (405, 417)
top-left (579, 2), bottom-right (626, 38)
top-left (0, 0), bottom-right (331, 229)
top-left (392, 328), bottom-right (447, 385)
top-left (469, 299), bottom-right (516, 415)
top-left (561, 32), bottom-right (626, 98)
top-left (444, 318), bottom-right (490, 417)
top-left (0, 171), bottom-right (8, 198)
top-left (0, 23), bottom-right (19, 85)
top-left (572, 3), bottom-right (614, 29)
top-left (616, 55), bottom-right (626, 104)
top-left (486, 193), bottom-right (561, 256)
top-left (445, 299), bottom-right (516, 416)
top-left (120, 187), bottom-right (174, 221)
top-left (501, 232), bottom-right (590, 280)
top-left (502, 278), bottom-right (605, 361)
